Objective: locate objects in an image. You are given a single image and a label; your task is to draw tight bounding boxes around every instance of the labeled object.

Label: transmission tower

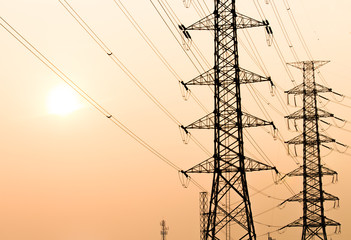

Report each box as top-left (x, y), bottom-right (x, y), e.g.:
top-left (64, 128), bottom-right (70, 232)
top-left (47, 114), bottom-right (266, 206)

top-left (180, 1), bottom-right (277, 239)
top-left (160, 219), bottom-right (169, 240)
top-left (200, 192), bottom-right (208, 240)
top-left (280, 61), bottom-right (340, 239)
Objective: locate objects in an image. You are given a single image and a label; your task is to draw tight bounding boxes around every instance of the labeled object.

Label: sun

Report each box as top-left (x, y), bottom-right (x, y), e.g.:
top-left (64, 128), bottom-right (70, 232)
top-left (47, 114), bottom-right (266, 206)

top-left (47, 85), bottom-right (82, 116)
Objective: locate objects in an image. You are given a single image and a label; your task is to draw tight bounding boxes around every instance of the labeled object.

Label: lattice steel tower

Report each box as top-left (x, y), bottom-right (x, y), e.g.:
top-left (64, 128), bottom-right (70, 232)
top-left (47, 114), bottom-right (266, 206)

top-left (280, 61), bottom-right (340, 239)
top-left (160, 220), bottom-right (169, 240)
top-left (199, 192), bottom-right (209, 240)
top-left (180, 1), bottom-right (276, 239)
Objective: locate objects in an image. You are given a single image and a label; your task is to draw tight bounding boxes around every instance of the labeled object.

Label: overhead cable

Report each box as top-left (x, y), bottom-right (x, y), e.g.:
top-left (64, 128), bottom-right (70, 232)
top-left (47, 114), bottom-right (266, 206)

top-left (59, 0), bottom-right (211, 156)
top-left (0, 16), bottom-right (206, 192)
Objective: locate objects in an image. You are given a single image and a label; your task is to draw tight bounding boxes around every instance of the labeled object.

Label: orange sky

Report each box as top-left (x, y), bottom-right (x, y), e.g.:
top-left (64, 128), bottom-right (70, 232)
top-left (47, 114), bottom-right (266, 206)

top-left (0, 0), bottom-right (350, 239)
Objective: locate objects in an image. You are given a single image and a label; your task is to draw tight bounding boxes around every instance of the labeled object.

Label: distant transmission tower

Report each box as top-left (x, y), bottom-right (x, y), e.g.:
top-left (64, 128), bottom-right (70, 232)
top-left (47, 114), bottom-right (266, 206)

top-left (280, 61), bottom-right (340, 239)
top-left (180, 1), bottom-right (277, 239)
top-left (200, 192), bottom-right (208, 240)
top-left (160, 220), bottom-right (169, 240)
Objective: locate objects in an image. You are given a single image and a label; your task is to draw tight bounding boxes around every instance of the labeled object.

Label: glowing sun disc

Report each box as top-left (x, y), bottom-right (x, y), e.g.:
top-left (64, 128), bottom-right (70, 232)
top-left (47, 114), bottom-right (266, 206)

top-left (47, 85), bottom-right (81, 115)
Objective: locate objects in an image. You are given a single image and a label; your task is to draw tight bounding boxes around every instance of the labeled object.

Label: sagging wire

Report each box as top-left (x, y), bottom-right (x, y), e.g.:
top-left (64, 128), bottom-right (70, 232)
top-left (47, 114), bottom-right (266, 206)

top-left (331, 90), bottom-right (345, 102)
top-left (111, 0), bottom-right (193, 101)
top-left (281, 0), bottom-right (313, 60)
top-left (241, 28), bottom-right (270, 76)
top-left (149, 0), bottom-right (203, 75)
top-left (167, 1), bottom-right (212, 69)
top-left (60, 0), bottom-right (214, 162)
top-left (254, 221), bottom-right (282, 228)
top-left (60, 0), bottom-right (182, 123)
top-left (254, 204), bottom-right (281, 218)
top-left (249, 183), bottom-right (286, 201)
top-left (269, 0), bottom-right (300, 62)
top-left (317, 95), bottom-right (331, 108)
top-left (256, 230), bottom-right (281, 239)
top-left (253, 0), bottom-right (298, 87)
top-left (319, 144), bottom-right (334, 158)
top-left (334, 141), bottom-right (349, 154)
top-left (322, 119), bottom-right (351, 133)
top-left (319, 120), bottom-right (332, 132)
top-left (0, 16), bottom-right (207, 192)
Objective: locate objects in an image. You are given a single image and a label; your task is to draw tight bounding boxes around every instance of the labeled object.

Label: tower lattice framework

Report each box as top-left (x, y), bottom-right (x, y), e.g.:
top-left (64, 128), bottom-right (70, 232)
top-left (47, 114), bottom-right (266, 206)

top-left (181, 1), bottom-right (276, 239)
top-left (280, 61), bottom-right (340, 239)
top-left (200, 192), bottom-right (209, 240)
top-left (160, 220), bottom-right (169, 240)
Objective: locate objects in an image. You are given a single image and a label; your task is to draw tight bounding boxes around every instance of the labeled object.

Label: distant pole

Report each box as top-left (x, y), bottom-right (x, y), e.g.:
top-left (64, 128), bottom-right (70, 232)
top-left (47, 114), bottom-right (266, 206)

top-left (160, 219), bottom-right (169, 240)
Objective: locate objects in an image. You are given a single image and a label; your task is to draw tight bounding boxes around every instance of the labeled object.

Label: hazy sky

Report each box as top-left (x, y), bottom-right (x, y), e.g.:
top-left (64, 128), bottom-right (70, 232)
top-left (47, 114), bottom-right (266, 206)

top-left (0, 0), bottom-right (350, 239)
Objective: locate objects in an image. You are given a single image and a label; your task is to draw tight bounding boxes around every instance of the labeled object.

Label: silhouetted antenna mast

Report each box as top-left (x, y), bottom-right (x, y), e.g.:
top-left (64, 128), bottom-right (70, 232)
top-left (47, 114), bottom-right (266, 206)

top-left (160, 220), bottom-right (169, 240)
top-left (180, 0), bottom-right (277, 239)
top-left (280, 61), bottom-right (341, 239)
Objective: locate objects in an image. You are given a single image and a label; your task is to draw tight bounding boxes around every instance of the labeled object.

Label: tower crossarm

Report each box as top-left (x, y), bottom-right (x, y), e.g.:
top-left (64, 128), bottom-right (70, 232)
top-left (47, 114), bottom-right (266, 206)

top-left (185, 12), bottom-right (266, 31)
top-left (285, 133), bottom-right (335, 145)
top-left (238, 68), bottom-right (272, 85)
top-left (242, 157), bottom-right (277, 172)
top-left (285, 165), bottom-right (338, 177)
top-left (186, 112), bottom-right (215, 129)
top-left (185, 111), bottom-right (273, 130)
top-left (280, 216), bottom-right (340, 230)
top-left (285, 83), bottom-right (332, 95)
top-left (235, 12), bottom-right (267, 29)
top-left (186, 68), bottom-right (215, 85)
top-left (281, 191), bottom-right (339, 204)
top-left (287, 61), bottom-right (330, 70)
top-left (242, 112), bottom-right (274, 128)
top-left (185, 156), bottom-right (275, 174)
top-left (185, 67), bottom-right (272, 86)
top-left (185, 13), bottom-right (215, 30)
top-left (285, 108), bottom-right (334, 120)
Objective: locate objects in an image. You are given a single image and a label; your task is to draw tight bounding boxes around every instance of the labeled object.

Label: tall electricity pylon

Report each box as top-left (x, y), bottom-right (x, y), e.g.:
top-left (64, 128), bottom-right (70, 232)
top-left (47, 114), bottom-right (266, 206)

top-left (280, 61), bottom-right (340, 239)
top-left (180, 1), bottom-right (276, 239)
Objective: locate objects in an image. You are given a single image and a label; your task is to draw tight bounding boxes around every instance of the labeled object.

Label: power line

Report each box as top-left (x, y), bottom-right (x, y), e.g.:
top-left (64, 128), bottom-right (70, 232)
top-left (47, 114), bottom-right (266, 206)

top-left (59, 0), bottom-right (180, 125)
top-left (268, 0), bottom-right (300, 62)
top-left (0, 16), bottom-right (206, 192)
top-left (59, 0), bottom-right (212, 157)
top-left (151, 0), bottom-right (207, 73)
top-left (111, 0), bottom-right (209, 114)
top-left (280, 0), bottom-right (313, 60)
